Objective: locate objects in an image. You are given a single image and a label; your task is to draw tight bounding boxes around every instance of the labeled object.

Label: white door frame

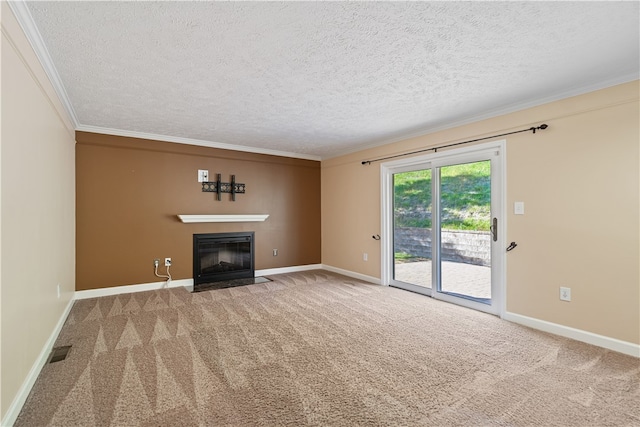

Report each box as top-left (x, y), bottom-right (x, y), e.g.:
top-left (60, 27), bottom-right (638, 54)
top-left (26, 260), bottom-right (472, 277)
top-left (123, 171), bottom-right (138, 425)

top-left (380, 140), bottom-right (507, 318)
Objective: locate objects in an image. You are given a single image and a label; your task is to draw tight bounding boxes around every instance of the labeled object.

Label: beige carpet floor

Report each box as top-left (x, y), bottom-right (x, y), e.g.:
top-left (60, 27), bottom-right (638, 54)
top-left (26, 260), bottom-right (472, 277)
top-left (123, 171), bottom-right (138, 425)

top-left (15, 270), bottom-right (639, 426)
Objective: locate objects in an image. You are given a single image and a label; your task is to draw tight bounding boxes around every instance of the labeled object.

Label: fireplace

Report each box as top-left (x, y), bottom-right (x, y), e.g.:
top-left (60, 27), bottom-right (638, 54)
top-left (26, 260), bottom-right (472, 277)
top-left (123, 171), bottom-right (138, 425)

top-left (193, 232), bottom-right (254, 289)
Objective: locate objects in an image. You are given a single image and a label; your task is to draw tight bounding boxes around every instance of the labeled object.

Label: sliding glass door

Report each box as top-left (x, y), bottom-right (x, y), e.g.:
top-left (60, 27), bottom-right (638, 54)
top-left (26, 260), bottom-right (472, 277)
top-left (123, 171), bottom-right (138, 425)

top-left (437, 160), bottom-right (492, 304)
top-left (384, 143), bottom-right (504, 315)
top-left (393, 168), bottom-right (433, 291)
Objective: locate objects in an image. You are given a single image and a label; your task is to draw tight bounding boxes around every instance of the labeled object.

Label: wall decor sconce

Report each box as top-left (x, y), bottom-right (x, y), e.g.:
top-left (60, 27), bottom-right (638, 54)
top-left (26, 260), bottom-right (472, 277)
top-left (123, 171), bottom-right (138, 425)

top-left (202, 174), bottom-right (245, 201)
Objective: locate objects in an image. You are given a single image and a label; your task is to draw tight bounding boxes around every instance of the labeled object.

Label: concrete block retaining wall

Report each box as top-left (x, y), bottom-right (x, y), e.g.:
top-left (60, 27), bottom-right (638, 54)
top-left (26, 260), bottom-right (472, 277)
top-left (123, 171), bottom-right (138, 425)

top-left (394, 227), bottom-right (491, 266)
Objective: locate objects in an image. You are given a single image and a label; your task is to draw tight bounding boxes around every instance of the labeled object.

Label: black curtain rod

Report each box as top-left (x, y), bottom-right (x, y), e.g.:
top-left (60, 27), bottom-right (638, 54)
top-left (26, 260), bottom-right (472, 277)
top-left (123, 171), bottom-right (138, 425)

top-left (361, 124), bottom-right (548, 165)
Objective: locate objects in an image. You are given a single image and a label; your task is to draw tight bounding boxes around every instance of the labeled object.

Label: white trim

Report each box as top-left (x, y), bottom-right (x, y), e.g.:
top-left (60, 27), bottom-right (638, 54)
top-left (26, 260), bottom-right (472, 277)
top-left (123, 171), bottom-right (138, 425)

top-left (1, 297), bottom-right (75, 427)
top-left (74, 267), bottom-right (327, 299)
top-left (256, 264), bottom-right (323, 276)
top-left (321, 265), bottom-right (381, 285)
top-left (77, 125), bottom-right (322, 161)
top-left (58, 266), bottom-right (380, 301)
top-left (6, 0), bottom-right (79, 128)
top-left (379, 166), bottom-right (393, 287)
top-left (379, 139), bottom-right (505, 169)
top-left (497, 143), bottom-right (507, 319)
top-left (74, 278), bottom-right (192, 300)
top-left (177, 214), bottom-right (269, 223)
top-left (503, 312), bottom-right (640, 358)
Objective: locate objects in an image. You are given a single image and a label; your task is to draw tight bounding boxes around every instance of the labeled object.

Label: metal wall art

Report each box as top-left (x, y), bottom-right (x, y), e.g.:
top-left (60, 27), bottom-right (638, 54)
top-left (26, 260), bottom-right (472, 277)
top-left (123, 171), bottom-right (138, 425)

top-left (202, 174), bottom-right (245, 201)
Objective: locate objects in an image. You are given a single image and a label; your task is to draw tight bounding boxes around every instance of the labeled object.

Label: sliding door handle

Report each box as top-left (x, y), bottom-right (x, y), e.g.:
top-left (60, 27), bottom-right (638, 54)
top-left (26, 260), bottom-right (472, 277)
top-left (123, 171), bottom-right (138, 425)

top-left (490, 217), bottom-right (498, 242)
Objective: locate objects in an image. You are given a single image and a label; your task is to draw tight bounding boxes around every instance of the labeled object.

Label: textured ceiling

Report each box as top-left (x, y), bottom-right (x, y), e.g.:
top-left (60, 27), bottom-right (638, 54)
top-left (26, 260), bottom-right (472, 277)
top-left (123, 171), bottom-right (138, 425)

top-left (22, 1), bottom-right (640, 159)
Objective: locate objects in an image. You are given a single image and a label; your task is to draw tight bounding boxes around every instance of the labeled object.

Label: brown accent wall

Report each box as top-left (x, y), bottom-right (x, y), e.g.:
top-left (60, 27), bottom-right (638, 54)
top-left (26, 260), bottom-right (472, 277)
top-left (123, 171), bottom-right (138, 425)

top-left (76, 131), bottom-right (321, 291)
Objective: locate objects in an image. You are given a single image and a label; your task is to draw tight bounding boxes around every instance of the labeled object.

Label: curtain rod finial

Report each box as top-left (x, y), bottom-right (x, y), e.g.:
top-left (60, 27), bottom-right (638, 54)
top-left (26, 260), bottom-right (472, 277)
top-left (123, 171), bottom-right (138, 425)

top-left (533, 123), bottom-right (548, 134)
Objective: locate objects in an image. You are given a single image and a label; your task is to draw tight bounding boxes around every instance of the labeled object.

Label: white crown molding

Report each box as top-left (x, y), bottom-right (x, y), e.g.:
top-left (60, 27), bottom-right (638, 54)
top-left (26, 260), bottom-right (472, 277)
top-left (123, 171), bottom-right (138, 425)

top-left (325, 73), bottom-right (639, 160)
top-left (7, 0), bottom-right (79, 128)
top-left (76, 125), bottom-right (322, 161)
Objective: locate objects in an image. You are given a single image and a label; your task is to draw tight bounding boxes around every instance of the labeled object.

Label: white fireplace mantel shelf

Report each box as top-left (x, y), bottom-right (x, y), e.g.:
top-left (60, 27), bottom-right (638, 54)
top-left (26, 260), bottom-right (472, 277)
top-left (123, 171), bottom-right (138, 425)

top-left (177, 214), bottom-right (269, 223)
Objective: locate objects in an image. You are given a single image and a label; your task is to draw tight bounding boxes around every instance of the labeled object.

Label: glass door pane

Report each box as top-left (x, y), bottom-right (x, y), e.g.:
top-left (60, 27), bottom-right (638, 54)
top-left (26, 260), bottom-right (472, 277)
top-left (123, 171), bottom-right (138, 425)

top-left (438, 160), bottom-right (492, 304)
top-left (393, 169), bottom-right (432, 289)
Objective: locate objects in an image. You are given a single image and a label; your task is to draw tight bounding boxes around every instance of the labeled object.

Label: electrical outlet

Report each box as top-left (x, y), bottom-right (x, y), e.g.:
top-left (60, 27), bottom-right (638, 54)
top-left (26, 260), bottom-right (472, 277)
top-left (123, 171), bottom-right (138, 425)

top-left (165, 258), bottom-right (172, 267)
top-left (560, 286), bottom-right (571, 301)
top-left (363, 253), bottom-right (368, 261)
top-left (198, 170), bottom-right (209, 182)
top-left (154, 259), bottom-right (159, 267)
top-left (273, 249), bottom-right (278, 256)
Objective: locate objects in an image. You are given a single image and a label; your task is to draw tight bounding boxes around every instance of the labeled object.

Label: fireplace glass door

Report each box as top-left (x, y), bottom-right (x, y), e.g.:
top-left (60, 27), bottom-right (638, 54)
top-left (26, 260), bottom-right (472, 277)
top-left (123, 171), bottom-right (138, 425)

top-left (193, 232), bottom-right (254, 287)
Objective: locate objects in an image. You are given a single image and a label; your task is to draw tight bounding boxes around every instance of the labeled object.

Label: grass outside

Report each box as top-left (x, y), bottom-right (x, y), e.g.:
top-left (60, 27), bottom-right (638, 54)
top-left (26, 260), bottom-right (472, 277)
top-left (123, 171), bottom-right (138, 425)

top-left (394, 251), bottom-right (430, 263)
top-left (394, 160), bottom-right (491, 231)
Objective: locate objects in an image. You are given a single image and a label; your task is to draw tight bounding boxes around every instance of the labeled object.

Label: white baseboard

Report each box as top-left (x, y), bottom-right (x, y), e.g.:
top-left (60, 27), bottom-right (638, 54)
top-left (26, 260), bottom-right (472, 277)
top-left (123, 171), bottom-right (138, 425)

top-left (321, 264), bottom-right (381, 285)
top-left (1, 297), bottom-right (75, 427)
top-left (75, 268), bottom-right (331, 299)
top-left (74, 278), bottom-right (192, 300)
top-left (503, 312), bottom-right (640, 358)
top-left (256, 264), bottom-right (323, 276)
top-left (74, 266), bottom-right (371, 299)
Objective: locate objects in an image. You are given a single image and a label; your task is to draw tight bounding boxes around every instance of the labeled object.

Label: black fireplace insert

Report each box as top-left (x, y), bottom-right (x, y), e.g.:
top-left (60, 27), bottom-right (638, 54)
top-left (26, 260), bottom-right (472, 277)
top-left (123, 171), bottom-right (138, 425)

top-left (193, 232), bottom-right (254, 289)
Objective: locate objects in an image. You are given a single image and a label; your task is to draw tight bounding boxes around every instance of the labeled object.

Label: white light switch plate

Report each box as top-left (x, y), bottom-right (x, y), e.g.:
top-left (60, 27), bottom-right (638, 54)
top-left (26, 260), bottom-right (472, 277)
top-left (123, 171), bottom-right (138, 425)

top-left (198, 170), bottom-right (209, 182)
top-left (514, 202), bottom-right (525, 215)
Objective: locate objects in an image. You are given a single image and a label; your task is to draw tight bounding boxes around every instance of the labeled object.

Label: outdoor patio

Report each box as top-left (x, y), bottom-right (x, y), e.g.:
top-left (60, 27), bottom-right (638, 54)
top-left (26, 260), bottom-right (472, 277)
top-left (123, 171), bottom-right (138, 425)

top-left (394, 260), bottom-right (491, 299)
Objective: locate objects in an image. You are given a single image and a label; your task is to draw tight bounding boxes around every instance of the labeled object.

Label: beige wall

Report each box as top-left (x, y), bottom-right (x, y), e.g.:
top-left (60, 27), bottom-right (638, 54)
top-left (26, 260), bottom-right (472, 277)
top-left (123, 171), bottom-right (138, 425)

top-left (322, 81), bottom-right (639, 345)
top-left (1, 3), bottom-right (76, 421)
